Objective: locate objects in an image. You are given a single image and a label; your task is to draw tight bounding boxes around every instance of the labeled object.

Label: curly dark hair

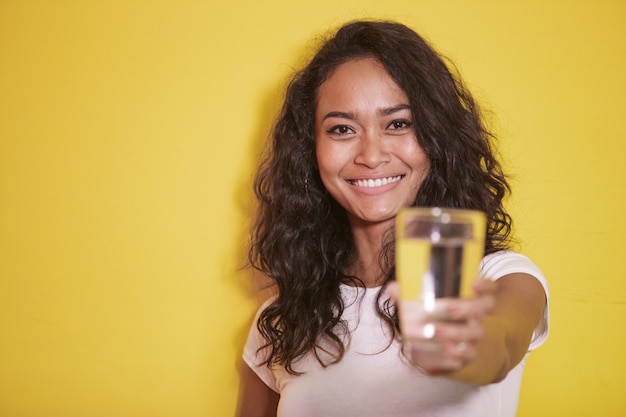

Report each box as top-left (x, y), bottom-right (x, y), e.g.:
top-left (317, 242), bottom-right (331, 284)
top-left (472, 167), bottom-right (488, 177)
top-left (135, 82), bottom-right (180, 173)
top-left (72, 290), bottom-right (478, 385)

top-left (248, 20), bottom-right (512, 374)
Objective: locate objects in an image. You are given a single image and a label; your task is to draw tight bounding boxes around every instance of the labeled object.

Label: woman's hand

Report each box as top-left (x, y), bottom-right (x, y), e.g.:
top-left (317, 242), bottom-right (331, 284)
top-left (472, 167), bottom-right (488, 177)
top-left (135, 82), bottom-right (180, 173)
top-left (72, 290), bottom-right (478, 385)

top-left (388, 279), bottom-right (497, 375)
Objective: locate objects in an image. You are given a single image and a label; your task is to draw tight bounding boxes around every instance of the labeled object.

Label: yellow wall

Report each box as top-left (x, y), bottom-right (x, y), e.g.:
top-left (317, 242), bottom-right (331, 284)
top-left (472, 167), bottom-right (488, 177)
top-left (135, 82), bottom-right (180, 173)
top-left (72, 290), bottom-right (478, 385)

top-left (1, 1), bottom-right (624, 416)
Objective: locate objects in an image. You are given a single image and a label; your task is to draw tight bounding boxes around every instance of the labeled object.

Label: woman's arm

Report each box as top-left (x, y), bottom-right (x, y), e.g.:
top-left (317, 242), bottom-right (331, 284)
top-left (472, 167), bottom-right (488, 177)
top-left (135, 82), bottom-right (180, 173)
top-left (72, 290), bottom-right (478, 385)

top-left (392, 272), bottom-right (547, 385)
top-left (236, 363), bottom-right (280, 417)
top-left (443, 273), bottom-right (546, 384)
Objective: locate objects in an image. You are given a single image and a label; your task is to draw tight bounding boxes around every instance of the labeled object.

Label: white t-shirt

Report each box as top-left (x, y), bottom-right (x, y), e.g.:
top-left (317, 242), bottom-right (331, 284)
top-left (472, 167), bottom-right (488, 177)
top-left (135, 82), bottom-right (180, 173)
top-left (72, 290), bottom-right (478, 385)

top-left (243, 251), bottom-right (549, 417)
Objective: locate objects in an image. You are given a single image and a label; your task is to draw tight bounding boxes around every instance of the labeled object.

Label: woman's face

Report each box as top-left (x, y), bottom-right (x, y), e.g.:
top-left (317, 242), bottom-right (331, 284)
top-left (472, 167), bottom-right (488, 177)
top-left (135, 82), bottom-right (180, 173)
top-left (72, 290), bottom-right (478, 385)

top-left (314, 57), bottom-right (430, 227)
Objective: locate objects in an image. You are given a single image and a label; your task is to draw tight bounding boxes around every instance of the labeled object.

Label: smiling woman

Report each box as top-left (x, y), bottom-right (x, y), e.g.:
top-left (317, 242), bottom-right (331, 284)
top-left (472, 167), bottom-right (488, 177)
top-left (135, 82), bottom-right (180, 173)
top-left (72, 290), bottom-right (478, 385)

top-left (237, 20), bottom-right (548, 417)
top-left (315, 58), bottom-right (430, 228)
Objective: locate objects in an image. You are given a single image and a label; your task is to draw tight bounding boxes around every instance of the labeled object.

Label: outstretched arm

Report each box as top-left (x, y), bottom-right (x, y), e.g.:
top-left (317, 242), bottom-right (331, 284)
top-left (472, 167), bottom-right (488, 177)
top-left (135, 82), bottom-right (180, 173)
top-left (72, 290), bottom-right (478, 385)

top-left (391, 272), bottom-right (546, 385)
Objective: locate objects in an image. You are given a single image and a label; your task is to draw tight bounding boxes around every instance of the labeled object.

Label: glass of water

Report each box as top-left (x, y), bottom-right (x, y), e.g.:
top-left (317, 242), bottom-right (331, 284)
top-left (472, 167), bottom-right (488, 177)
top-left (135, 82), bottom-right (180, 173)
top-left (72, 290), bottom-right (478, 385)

top-left (396, 207), bottom-right (486, 324)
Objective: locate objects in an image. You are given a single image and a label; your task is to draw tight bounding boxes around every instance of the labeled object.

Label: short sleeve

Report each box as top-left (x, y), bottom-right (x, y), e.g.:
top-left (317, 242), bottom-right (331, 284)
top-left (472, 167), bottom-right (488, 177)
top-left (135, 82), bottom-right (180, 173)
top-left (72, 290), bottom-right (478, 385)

top-left (242, 300), bottom-right (280, 393)
top-left (480, 251), bottom-right (550, 350)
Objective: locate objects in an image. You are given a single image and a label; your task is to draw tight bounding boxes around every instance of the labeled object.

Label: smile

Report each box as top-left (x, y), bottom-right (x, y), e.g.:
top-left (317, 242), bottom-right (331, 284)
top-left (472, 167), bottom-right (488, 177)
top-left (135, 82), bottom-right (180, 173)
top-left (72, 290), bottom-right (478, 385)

top-left (348, 175), bottom-right (403, 188)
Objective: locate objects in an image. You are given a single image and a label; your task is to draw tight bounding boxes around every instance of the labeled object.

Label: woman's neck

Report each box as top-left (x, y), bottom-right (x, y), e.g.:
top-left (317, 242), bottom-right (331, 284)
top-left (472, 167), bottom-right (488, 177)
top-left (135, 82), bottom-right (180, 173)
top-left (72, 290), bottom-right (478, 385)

top-left (347, 219), bottom-right (393, 287)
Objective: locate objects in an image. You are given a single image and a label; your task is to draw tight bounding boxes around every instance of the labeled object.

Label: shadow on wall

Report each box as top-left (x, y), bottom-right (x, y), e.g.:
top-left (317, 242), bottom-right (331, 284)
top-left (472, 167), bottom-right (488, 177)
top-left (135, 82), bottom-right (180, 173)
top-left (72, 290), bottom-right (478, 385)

top-left (228, 30), bottom-right (330, 315)
top-left (227, 32), bottom-right (338, 413)
top-left (227, 75), bottom-right (288, 340)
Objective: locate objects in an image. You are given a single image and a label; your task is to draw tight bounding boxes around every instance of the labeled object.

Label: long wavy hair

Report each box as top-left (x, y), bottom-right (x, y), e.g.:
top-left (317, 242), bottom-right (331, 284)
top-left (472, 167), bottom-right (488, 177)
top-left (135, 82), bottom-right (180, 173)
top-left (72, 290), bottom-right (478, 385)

top-left (248, 20), bottom-right (512, 374)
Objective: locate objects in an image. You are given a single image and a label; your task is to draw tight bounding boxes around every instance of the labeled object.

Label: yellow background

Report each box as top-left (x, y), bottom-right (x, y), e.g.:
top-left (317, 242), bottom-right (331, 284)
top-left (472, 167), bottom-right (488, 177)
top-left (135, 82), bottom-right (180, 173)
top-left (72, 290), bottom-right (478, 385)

top-left (1, 1), bottom-right (624, 416)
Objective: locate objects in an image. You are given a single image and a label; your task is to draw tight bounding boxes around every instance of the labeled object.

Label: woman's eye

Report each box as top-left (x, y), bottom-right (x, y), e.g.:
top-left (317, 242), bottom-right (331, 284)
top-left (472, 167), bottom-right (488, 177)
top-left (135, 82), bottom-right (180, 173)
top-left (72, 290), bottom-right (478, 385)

top-left (327, 125), bottom-right (354, 135)
top-left (388, 120), bottom-right (412, 130)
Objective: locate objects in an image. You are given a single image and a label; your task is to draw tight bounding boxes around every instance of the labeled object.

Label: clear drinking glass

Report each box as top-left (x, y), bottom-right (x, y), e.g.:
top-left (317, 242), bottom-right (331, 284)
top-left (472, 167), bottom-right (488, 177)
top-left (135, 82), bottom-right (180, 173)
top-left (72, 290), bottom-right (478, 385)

top-left (396, 207), bottom-right (486, 325)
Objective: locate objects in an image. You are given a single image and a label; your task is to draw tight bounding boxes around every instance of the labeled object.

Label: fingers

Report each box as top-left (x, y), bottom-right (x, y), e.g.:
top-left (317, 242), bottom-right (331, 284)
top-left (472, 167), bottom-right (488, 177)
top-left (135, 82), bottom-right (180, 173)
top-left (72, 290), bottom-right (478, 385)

top-left (472, 278), bottom-right (497, 296)
top-left (397, 284), bottom-right (496, 373)
top-left (444, 294), bottom-right (494, 321)
top-left (404, 336), bottom-right (478, 372)
top-left (403, 317), bottom-right (482, 360)
top-left (400, 306), bottom-right (483, 373)
top-left (436, 317), bottom-right (484, 344)
top-left (404, 342), bottom-right (466, 372)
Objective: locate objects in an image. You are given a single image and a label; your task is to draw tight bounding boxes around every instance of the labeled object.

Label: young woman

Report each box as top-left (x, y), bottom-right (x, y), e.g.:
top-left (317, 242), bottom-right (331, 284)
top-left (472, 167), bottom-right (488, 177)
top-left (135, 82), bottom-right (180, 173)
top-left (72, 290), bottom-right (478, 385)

top-left (238, 20), bottom-right (549, 417)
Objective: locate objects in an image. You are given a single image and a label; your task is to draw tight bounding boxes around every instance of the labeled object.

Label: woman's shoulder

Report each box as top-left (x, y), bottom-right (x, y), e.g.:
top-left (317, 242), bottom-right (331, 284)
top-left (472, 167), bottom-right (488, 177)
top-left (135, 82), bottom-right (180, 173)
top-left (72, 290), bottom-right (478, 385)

top-left (480, 250), bottom-right (545, 282)
top-left (481, 250), bottom-right (550, 351)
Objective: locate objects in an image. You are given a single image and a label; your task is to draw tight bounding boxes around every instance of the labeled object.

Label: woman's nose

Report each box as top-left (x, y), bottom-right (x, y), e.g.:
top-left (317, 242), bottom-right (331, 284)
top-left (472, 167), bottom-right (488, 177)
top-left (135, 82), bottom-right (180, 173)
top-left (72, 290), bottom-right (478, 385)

top-left (354, 131), bottom-right (390, 168)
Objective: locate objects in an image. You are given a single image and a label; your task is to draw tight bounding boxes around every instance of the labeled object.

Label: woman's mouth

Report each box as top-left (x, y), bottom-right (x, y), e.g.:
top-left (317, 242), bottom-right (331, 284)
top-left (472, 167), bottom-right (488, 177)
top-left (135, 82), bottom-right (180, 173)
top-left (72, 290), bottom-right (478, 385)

top-left (348, 175), bottom-right (403, 189)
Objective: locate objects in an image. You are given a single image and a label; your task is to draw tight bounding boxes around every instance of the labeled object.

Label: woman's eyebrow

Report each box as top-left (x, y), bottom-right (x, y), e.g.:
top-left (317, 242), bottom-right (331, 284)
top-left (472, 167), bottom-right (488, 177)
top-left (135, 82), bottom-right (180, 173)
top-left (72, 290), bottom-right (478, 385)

top-left (378, 104), bottom-right (411, 116)
top-left (321, 111), bottom-right (357, 121)
top-left (322, 105), bottom-right (410, 122)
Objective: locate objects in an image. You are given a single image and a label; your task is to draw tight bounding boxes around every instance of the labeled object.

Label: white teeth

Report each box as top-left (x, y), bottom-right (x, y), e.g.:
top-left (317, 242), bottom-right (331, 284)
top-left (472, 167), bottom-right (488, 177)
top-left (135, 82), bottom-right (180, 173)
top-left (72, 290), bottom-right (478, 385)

top-left (353, 175), bottom-right (402, 188)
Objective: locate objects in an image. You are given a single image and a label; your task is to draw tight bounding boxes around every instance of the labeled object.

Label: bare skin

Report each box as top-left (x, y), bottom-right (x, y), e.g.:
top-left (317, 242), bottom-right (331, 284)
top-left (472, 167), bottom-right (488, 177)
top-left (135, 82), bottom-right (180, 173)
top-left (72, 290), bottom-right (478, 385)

top-left (236, 363), bottom-right (279, 417)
